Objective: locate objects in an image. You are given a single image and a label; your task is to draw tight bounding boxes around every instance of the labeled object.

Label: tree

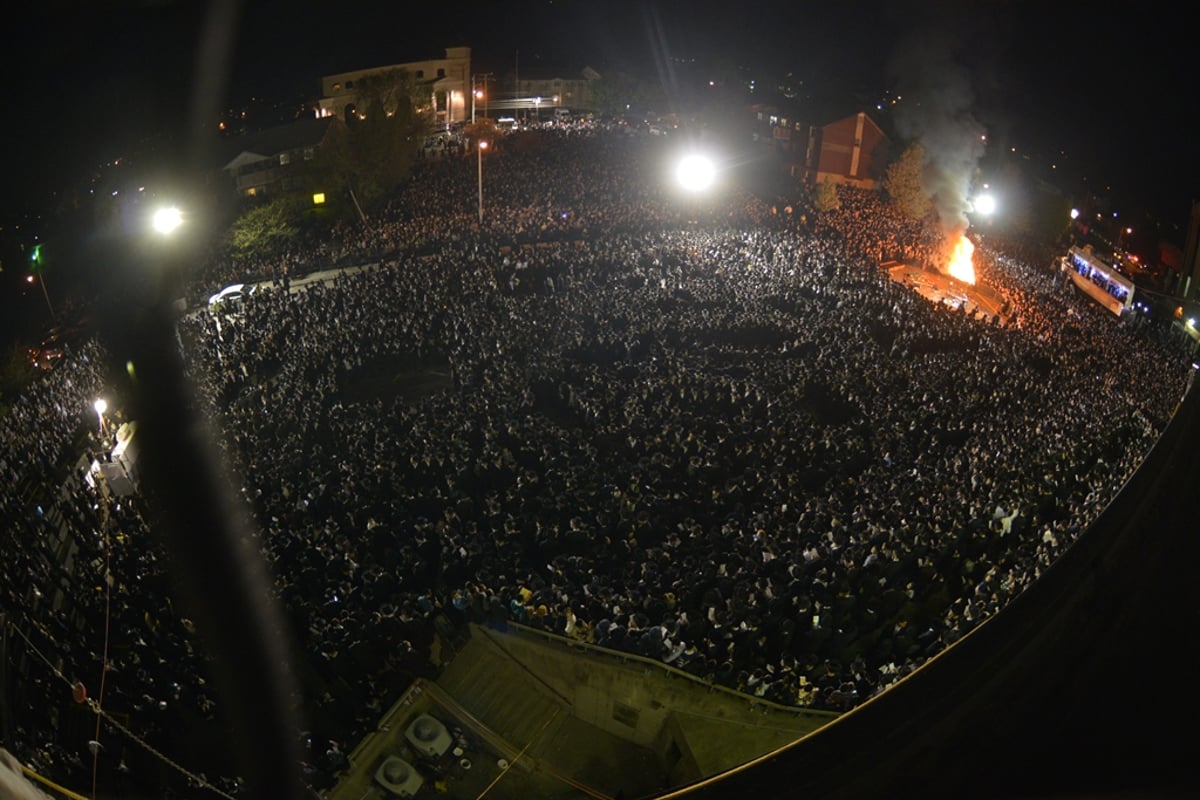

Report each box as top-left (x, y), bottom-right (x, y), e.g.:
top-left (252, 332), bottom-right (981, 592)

top-left (310, 69), bottom-right (434, 215)
top-left (226, 196), bottom-right (304, 261)
top-left (884, 142), bottom-right (931, 221)
top-left (461, 117), bottom-right (497, 145)
top-left (588, 71), bottom-right (667, 116)
top-left (813, 179), bottom-right (841, 213)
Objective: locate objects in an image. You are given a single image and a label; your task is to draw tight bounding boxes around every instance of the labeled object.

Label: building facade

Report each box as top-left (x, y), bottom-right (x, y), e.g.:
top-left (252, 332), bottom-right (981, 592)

top-left (513, 66), bottom-right (601, 116)
top-left (317, 46), bottom-right (472, 128)
top-left (812, 111), bottom-right (889, 189)
top-left (751, 107), bottom-right (889, 190)
top-left (219, 116), bottom-right (342, 198)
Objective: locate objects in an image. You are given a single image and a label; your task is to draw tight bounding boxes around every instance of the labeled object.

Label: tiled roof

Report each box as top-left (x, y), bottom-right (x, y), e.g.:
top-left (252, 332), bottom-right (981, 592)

top-left (217, 116), bottom-right (337, 169)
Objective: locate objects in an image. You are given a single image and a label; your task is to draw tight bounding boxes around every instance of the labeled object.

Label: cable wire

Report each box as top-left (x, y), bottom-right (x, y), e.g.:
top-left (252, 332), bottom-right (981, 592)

top-left (3, 620), bottom-right (238, 800)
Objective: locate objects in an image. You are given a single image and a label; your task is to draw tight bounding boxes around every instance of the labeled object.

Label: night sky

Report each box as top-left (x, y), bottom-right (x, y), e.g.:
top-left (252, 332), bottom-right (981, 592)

top-left (1, 0), bottom-right (1196, 337)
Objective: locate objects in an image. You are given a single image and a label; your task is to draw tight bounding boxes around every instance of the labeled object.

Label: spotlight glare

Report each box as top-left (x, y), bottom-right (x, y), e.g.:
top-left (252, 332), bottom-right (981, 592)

top-left (676, 154), bottom-right (715, 192)
top-left (152, 206), bottom-right (184, 235)
top-left (973, 194), bottom-right (997, 216)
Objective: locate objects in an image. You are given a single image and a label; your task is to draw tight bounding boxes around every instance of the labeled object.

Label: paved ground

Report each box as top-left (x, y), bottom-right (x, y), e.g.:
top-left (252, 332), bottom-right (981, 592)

top-left (886, 262), bottom-right (1011, 324)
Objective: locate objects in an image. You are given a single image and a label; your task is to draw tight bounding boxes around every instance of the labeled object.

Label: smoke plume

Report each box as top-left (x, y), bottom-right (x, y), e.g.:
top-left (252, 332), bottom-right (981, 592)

top-left (888, 20), bottom-right (986, 240)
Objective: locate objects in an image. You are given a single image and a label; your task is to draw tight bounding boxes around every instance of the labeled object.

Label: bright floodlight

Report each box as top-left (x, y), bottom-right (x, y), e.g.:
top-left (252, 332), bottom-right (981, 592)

top-left (94, 398), bottom-right (108, 416)
top-left (676, 154), bottom-right (715, 192)
top-left (152, 206), bottom-right (184, 235)
top-left (973, 194), bottom-right (997, 216)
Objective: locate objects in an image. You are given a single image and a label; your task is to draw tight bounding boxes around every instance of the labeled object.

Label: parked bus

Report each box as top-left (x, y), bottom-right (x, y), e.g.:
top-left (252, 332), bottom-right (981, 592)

top-left (1059, 245), bottom-right (1135, 317)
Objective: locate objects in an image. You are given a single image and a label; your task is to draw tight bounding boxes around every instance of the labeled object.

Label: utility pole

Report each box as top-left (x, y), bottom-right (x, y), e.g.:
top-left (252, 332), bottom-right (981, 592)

top-left (481, 72), bottom-right (493, 122)
top-left (348, 188), bottom-right (368, 224)
top-left (472, 72), bottom-right (494, 123)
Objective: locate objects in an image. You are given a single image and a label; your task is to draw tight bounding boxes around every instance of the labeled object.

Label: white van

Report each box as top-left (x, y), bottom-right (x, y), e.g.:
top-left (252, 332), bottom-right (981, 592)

top-left (208, 283), bottom-right (256, 315)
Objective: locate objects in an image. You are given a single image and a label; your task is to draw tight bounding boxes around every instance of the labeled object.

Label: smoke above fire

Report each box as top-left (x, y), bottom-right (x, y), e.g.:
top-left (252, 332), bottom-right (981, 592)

top-left (888, 19), bottom-right (986, 281)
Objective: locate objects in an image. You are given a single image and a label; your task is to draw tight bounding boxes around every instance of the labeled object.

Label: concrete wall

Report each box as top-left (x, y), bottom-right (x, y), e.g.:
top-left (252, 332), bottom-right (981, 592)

top-left (476, 625), bottom-right (835, 779)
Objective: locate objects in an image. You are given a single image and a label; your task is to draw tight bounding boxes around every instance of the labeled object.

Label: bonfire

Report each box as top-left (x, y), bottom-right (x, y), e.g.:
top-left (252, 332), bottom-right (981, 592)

top-left (945, 232), bottom-right (976, 285)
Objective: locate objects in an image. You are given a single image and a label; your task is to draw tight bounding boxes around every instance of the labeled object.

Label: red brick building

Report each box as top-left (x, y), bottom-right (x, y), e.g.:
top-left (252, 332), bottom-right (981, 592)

top-left (752, 106), bottom-right (890, 190)
top-left (811, 111), bottom-right (889, 189)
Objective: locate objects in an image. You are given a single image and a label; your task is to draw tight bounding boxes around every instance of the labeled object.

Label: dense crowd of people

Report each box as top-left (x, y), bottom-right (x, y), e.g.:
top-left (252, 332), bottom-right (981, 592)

top-left (2, 123), bottom-right (1195, 796)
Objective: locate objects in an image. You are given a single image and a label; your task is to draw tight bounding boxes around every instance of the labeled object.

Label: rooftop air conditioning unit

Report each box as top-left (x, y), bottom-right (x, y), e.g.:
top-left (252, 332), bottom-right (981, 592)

top-left (404, 713), bottom-right (452, 758)
top-left (374, 755), bottom-right (423, 798)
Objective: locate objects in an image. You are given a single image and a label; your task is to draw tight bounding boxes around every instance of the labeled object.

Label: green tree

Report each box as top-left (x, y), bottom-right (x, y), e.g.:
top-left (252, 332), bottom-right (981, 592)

top-left (311, 69), bottom-right (433, 216)
top-left (588, 71), bottom-right (667, 116)
top-left (884, 142), bottom-right (931, 220)
top-left (813, 179), bottom-right (841, 213)
top-left (462, 117), bottom-right (497, 145)
top-left (226, 196), bottom-right (305, 260)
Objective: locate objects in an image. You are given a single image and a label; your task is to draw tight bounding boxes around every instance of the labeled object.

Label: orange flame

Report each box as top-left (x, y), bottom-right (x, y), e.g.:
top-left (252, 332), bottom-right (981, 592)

top-left (946, 234), bottom-right (976, 285)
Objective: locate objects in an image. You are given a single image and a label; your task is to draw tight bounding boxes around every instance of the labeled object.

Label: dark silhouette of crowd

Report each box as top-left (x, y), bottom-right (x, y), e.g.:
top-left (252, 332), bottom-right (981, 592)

top-left (2, 123), bottom-right (1194, 796)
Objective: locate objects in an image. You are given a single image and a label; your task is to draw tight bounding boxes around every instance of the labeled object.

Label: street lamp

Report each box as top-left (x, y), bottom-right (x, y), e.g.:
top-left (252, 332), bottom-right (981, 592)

top-left (27, 273), bottom-right (55, 319)
top-left (972, 193), bottom-right (997, 216)
top-left (477, 140), bottom-right (489, 224)
top-left (152, 205), bottom-right (184, 236)
top-left (676, 154), bottom-right (716, 192)
top-left (94, 398), bottom-right (108, 435)
top-left (28, 243), bottom-right (55, 319)
top-left (1117, 226), bottom-right (1132, 251)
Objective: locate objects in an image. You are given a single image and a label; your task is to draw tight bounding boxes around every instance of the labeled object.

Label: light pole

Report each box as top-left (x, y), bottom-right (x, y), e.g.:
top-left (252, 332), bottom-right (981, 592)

top-left (94, 397), bottom-right (108, 436)
top-left (152, 205), bottom-right (184, 236)
top-left (28, 243), bottom-right (55, 319)
top-left (477, 140), bottom-right (489, 224)
top-left (1117, 226), bottom-right (1132, 251)
top-left (676, 154), bottom-right (716, 192)
top-left (472, 72), bottom-right (493, 123)
top-left (472, 76), bottom-right (487, 124)
top-left (27, 274), bottom-right (55, 319)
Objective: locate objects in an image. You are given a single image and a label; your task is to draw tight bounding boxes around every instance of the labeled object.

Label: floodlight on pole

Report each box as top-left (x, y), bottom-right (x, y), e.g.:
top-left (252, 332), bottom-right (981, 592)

top-left (676, 154), bottom-right (716, 192)
top-left (28, 243), bottom-right (55, 318)
top-left (27, 273), bottom-right (55, 319)
top-left (152, 206), bottom-right (184, 236)
top-left (94, 398), bottom-right (108, 434)
top-left (472, 77), bottom-right (485, 124)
